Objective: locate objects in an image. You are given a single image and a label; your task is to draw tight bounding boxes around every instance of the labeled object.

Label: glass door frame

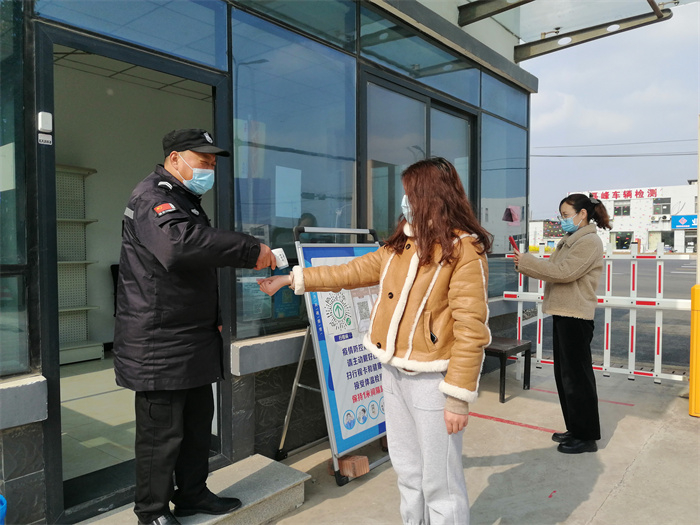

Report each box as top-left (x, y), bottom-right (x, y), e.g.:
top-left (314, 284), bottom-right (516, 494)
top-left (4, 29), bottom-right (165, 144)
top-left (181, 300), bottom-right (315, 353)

top-left (358, 65), bottom-right (480, 231)
top-left (31, 21), bottom-right (233, 522)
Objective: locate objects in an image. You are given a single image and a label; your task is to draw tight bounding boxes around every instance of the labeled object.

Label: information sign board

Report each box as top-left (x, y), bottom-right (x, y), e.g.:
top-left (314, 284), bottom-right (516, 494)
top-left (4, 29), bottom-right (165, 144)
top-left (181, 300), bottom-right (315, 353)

top-left (298, 243), bottom-right (386, 457)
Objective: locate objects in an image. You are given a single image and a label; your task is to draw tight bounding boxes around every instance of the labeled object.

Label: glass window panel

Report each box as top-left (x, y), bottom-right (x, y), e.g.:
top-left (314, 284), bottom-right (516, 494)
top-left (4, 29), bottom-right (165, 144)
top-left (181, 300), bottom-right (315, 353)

top-left (35, 0), bottom-right (227, 69)
top-left (653, 197), bottom-right (671, 215)
top-left (482, 73), bottom-right (528, 127)
top-left (367, 82), bottom-right (426, 240)
top-left (0, 0), bottom-right (25, 265)
top-left (0, 275), bottom-right (29, 376)
top-left (430, 108), bottom-right (471, 196)
top-left (614, 231), bottom-right (634, 250)
top-left (232, 9), bottom-right (356, 339)
top-left (237, 0), bottom-right (356, 52)
top-left (360, 7), bottom-right (479, 106)
top-left (481, 115), bottom-right (527, 297)
top-left (614, 200), bottom-right (630, 216)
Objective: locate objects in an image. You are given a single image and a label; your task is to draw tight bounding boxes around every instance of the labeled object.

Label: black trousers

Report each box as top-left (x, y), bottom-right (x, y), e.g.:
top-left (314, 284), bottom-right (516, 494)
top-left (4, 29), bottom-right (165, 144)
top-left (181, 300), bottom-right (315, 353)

top-left (134, 384), bottom-right (214, 521)
top-left (552, 315), bottom-right (601, 441)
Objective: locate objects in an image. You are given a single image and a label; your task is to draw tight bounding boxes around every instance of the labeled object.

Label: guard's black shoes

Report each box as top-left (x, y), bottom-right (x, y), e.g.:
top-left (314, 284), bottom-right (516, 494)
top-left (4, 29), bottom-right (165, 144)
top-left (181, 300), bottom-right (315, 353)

top-left (551, 431), bottom-right (573, 443)
top-left (137, 511), bottom-right (181, 525)
top-left (173, 490), bottom-right (242, 517)
top-left (557, 438), bottom-right (598, 454)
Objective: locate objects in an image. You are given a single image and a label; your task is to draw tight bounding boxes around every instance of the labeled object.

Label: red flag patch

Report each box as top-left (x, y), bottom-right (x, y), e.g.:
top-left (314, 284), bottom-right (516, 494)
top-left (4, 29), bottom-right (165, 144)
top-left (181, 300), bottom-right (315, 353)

top-left (153, 203), bottom-right (176, 217)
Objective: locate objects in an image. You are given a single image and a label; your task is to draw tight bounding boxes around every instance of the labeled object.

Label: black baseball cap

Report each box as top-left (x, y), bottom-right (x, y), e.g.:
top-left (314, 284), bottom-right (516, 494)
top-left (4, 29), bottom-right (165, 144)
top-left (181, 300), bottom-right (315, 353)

top-left (162, 128), bottom-right (230, 157)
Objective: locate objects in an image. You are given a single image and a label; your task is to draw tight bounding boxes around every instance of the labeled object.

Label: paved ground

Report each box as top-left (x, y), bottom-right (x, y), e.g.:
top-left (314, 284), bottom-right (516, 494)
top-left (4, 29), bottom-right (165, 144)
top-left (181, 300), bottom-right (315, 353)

top-left (275, 361), bottom-right (699, 525)
top-left (82, 359), bottom-right (698, 525)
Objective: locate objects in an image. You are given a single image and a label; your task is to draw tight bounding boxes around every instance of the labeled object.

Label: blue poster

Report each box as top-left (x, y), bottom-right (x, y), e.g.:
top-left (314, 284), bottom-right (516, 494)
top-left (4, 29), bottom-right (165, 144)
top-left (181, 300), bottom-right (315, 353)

top-left (671, 215), bottom-right (697, 229)
top-left (300, 244), bottom-right (386, 456)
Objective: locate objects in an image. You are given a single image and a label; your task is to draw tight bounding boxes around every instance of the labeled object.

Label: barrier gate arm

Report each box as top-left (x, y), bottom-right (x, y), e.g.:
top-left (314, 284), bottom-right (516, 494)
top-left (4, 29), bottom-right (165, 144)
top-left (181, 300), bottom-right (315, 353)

top-left (504, 242), bottom-right (692, 383)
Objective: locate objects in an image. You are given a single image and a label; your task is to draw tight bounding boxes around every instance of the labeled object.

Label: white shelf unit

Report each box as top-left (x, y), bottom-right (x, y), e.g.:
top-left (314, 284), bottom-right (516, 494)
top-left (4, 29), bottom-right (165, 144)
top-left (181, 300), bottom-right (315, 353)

top-left (56, 164), bottom-right (103, 364)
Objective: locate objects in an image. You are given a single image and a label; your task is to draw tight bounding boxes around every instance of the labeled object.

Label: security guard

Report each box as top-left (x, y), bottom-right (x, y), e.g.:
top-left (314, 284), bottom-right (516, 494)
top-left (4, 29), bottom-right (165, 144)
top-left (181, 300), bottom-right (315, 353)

top-left (114, 129), bottom-right (276, 525)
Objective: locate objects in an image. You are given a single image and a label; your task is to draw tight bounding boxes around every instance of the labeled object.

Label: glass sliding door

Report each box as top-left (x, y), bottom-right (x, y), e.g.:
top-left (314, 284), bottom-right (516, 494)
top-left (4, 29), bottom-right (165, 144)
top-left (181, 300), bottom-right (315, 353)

top-left (365, 78), bottom-right (474, 239)
top-left (366, 82), bottom-right (426, 239)
top-left (430, 108), bottom-right (471, 196)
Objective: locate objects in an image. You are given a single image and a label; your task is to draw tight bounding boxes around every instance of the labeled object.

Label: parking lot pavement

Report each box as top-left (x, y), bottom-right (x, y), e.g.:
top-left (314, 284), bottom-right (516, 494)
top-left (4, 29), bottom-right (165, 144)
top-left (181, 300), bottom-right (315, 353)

top-left (277, 363), bottom-right (698, 525)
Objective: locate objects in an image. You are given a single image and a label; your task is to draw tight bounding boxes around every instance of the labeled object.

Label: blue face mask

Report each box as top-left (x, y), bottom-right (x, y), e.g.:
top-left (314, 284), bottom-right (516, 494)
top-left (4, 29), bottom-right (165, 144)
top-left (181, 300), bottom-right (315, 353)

top-left (401, 194), bottom-right (413, 224)
top-left (178, 153), bottom-right (215, 195)
top-left (560, 212), bottom-right (582, 233)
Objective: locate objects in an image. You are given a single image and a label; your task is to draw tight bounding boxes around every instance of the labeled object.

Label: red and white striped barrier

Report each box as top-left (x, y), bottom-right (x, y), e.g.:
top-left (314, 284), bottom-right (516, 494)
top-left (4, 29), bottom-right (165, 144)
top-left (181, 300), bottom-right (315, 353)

top-left (504, 242), bottom-right (693, 382)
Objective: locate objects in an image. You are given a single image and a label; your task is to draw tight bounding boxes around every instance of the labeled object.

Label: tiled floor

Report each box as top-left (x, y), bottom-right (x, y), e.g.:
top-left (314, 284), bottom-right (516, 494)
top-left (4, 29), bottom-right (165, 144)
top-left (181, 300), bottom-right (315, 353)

top-left (60, 354), bottom-right (135, 480)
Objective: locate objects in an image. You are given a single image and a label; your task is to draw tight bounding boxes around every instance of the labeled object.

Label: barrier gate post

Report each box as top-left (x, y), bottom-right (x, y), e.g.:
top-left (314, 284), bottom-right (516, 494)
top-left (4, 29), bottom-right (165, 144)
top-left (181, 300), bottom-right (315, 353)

top-left (690, 285), bottom-right (700, 417)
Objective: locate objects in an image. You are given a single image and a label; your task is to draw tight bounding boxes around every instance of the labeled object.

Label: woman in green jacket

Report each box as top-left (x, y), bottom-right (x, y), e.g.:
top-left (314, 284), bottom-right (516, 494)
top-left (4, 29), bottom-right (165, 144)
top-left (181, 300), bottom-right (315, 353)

top-left (514, 193), bottom-right (611, 454)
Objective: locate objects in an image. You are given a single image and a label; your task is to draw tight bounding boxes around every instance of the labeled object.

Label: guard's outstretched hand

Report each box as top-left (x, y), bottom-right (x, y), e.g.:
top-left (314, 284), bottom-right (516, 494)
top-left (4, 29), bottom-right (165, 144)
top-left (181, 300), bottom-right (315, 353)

top-left (255, 243), bottom-right (277, 270)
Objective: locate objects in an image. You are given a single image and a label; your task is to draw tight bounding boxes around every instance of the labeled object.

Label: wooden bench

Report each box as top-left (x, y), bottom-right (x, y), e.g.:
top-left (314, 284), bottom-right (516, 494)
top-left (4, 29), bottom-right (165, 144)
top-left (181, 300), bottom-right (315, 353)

top-left (484, 336), bottom-right (532, 403)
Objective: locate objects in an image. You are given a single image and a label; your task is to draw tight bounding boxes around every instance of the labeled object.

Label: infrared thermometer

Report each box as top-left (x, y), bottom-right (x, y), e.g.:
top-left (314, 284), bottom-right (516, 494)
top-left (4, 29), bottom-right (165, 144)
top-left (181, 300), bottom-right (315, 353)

top-left (271, 248), bottom-right (289, 269)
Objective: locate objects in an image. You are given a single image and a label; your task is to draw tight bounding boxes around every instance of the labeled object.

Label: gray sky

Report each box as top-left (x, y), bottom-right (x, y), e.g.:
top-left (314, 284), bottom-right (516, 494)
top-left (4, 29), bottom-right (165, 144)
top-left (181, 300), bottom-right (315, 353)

top-left (522, 2), bottom-right (699, 220)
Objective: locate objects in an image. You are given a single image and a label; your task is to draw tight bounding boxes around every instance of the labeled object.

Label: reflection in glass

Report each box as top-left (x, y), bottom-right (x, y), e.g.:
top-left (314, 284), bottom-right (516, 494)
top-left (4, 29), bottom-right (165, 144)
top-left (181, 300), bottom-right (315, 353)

top-left (367, 83), bottom-right (426, 240)
top-left (481, 115), bottom-right (527, 297)
top-left (232, 9), bottom-right (356, 338)
top-left (0, 0), bottom-right (25, 266)
top-left (360, 7), bottom-right (479, 106)
top-left (430, 108), bottom-right (471, 196)
top-left (35, 0), bottom-right (227, 69)
top-left (237, 0), bottom-right (357, 52)
top-left (482, 73), bottom-right (528, 127)
top-left (1, 1), bottom-right (28, 378)
top-left (0, 276), bottom-right (29, 376)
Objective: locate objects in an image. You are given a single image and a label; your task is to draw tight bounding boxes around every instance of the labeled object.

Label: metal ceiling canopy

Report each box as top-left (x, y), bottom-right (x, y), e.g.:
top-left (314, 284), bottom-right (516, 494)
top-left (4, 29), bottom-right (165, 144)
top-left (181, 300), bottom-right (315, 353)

top-left (514, 8), bottom-right (672, 62)
top-left (458, 0), bottom-right (536, 26)
top-left (458, 0), bottom-right (695, 62)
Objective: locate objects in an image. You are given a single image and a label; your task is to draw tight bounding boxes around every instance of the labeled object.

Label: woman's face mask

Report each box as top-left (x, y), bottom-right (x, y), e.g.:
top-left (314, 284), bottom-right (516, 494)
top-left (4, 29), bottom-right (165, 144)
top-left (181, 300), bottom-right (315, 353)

top-left (559, 210), bottom-right (583, 233)
top-left (401, 194), bottom-right (413, 224)
top-left (177, 153), bottom-right (215, 195)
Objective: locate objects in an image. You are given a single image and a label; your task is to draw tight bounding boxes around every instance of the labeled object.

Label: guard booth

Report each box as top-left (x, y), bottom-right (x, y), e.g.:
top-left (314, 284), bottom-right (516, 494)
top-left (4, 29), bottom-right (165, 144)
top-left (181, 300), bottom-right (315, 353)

top-left (0, 0), bottom-right (681, 522)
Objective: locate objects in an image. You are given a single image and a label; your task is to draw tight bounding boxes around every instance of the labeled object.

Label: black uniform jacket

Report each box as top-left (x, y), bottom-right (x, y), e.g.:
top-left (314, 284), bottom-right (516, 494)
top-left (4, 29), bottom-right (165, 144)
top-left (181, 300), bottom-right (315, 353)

top-left (113, 165), bottom-right (261, 391)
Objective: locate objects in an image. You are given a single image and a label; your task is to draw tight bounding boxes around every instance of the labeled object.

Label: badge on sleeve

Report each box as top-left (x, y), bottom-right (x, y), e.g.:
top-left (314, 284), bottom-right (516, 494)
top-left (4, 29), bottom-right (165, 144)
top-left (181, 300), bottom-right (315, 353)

top-left (153, 203), bottom-right (176, 217)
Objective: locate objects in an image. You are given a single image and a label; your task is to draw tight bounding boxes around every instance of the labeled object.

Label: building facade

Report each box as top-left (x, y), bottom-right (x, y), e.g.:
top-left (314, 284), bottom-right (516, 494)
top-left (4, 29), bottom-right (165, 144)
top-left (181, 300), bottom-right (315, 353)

top-left (590, 181), bottom-right (697, 253)
top-left (528, 181), bottom-right (698, 253)
top-left (0, 0), bottom-right (537, 522)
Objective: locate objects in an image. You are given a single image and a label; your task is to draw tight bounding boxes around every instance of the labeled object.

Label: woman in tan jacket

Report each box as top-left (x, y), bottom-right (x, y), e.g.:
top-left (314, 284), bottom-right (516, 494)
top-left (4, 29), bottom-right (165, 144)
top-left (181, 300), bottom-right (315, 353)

top-left (259, 158), bottom-right (491, 525)
top-left (514, 193), bottom-right (611, 454)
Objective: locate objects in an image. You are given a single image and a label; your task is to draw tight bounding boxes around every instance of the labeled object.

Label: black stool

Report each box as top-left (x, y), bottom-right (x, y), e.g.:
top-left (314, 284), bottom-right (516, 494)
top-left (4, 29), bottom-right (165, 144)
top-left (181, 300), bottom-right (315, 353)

top-left (484, 337), bottom-right (531, 403)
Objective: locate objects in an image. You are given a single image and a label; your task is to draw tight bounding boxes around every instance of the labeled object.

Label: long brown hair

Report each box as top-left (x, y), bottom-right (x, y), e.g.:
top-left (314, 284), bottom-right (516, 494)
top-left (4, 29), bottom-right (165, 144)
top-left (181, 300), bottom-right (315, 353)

top-left (384, 157), bottom-right (492, 266)
top-left (560, 193), bottom-right (612, 230)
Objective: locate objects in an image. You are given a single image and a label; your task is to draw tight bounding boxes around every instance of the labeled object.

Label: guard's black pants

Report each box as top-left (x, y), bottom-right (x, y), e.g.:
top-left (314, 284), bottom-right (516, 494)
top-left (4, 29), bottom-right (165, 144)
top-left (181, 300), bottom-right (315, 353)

top-left (552, 316), bottom-right (601, 441)
top-left (134, 384), bottom-right (214, 522)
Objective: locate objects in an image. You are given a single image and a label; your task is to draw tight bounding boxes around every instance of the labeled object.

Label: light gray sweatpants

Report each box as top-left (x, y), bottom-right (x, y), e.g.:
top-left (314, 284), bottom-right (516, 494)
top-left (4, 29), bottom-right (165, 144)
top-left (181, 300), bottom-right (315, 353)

top-left (383, 364), bottom-right (470, 525)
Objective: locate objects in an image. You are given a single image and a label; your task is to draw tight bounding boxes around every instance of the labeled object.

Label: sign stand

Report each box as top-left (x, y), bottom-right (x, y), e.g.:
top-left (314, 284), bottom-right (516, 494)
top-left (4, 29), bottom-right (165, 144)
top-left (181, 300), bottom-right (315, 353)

top-left (276, 227), bottom-right (390, 486)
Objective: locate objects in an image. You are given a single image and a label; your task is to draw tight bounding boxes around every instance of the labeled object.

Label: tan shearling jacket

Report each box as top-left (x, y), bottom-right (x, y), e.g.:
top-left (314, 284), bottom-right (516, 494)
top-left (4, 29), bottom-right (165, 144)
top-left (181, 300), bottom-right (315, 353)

top-left (517, 223), bottom-right (603, 320)
top-left (291, 225), bottom-right (491, 408)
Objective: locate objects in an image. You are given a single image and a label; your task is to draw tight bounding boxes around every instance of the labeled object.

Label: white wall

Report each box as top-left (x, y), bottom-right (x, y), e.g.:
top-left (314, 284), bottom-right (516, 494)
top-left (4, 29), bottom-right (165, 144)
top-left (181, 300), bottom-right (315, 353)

top-left (54, 65), bottom-right (213, 345)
